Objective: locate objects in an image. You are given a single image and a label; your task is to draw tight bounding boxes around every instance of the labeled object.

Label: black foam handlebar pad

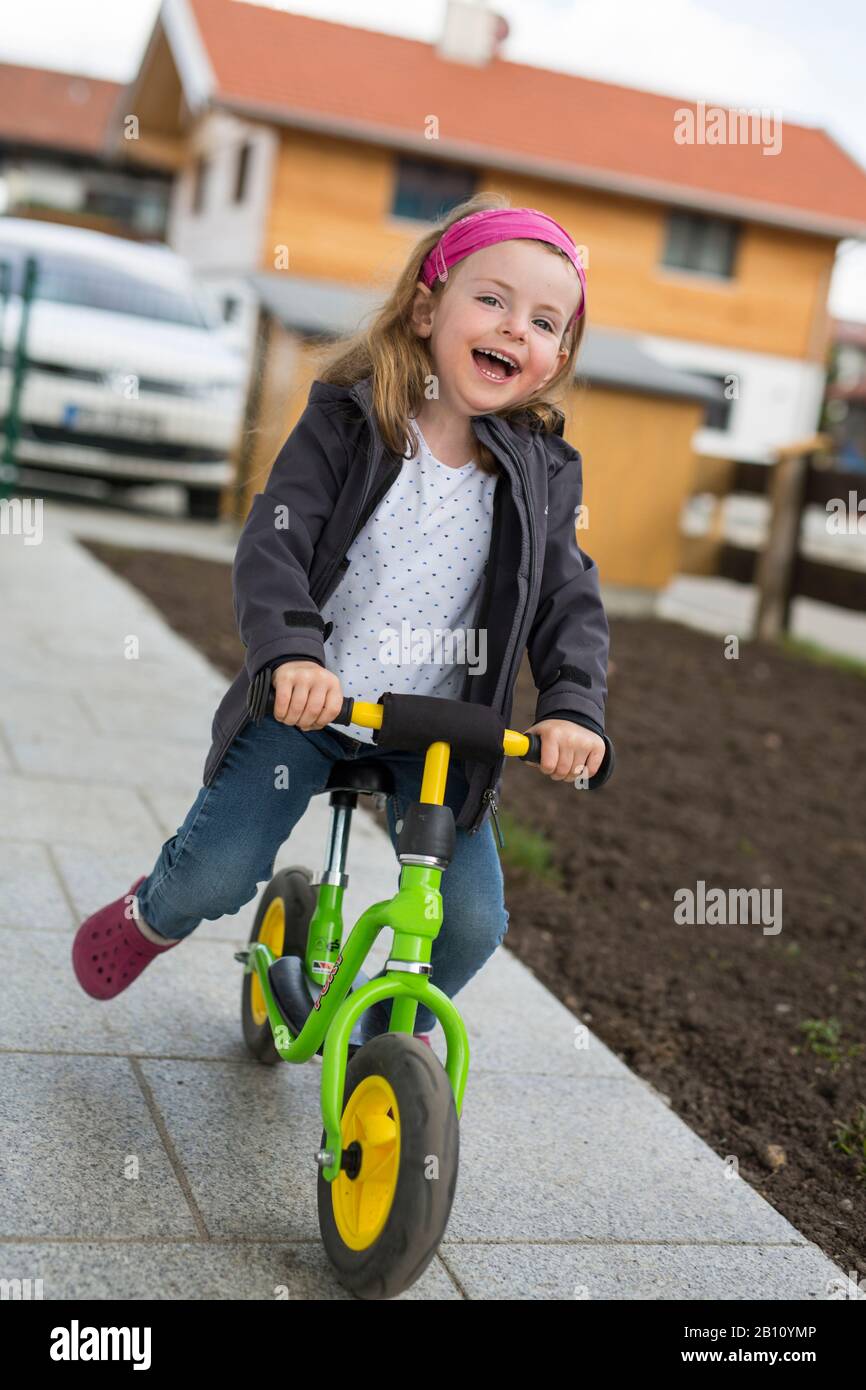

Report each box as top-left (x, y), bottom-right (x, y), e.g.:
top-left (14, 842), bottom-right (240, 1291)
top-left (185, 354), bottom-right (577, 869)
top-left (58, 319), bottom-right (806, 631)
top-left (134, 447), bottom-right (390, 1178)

top-left (371, 692), bottom-right (506, 765)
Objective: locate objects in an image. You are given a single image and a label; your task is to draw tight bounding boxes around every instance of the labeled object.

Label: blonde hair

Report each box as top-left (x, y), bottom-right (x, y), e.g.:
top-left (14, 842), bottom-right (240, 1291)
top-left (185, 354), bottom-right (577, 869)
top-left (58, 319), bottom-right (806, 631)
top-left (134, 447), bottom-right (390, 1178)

top-left (309, 191), bottom-right (586, 476)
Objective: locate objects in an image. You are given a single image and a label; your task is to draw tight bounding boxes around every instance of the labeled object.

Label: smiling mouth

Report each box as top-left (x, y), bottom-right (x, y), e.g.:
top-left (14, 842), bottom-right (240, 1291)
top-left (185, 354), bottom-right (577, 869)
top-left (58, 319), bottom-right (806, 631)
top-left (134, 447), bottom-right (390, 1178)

top-left (471, 348), bottom-right (521, 381)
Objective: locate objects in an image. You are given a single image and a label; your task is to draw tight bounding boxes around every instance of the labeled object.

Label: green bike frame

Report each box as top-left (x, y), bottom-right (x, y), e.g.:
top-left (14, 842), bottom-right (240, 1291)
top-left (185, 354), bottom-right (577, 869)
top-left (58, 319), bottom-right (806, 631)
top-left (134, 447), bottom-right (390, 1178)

top-left (244, 857), bottom-right (469, 1183)
top-left (240, 697), bottom-right (537, 1183)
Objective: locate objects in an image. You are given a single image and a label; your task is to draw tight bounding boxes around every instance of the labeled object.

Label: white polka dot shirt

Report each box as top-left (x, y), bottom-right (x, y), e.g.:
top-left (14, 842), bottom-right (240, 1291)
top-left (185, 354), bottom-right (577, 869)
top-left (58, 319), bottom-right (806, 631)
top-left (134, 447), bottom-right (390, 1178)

top-left (321, 417), bottom-right (497, 745)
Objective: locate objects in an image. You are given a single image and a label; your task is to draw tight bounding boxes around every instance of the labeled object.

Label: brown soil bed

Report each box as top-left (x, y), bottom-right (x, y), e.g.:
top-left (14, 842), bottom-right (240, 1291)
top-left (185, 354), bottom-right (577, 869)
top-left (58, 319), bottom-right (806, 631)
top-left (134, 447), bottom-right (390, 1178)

top-left (81, 537), bottom-right (866, 1275)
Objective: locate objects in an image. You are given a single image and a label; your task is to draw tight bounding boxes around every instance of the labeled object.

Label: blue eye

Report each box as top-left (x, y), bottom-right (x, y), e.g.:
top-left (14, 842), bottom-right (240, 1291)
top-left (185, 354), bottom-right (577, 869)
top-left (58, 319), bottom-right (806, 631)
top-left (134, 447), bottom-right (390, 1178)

top-left (477, 296), bottom-right (555, 332)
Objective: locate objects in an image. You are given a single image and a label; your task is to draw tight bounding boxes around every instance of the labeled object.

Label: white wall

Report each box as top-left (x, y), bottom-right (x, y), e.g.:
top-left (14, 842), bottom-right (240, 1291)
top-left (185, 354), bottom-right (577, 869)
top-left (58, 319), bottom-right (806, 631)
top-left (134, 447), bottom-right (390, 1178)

top-left (193, 272), bottom-right (261, 363)
top-left (167, 111), bottom-right (277, 274)
top-left (640, 332), bottom-right (827, 463)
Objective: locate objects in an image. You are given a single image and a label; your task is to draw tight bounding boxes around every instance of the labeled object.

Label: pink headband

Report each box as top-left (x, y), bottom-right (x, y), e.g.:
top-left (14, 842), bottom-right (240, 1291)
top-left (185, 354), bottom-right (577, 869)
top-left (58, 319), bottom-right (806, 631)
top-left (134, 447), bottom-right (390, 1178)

top-left (420, 206), bottom-right (586, 326)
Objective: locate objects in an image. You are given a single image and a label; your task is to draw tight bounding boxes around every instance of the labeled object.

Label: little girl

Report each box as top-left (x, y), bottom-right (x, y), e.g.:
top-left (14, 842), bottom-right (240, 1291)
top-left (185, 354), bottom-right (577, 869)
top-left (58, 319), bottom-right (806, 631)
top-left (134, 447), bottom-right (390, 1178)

top-left (72, 193), bottom-right (614, 1045)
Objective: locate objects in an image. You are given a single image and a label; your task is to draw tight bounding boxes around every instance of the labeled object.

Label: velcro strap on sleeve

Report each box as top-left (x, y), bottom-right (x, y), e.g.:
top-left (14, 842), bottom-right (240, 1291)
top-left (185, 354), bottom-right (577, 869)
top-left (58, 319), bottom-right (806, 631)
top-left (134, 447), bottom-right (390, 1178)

top-left (283, 610), bottom-right (327, 633)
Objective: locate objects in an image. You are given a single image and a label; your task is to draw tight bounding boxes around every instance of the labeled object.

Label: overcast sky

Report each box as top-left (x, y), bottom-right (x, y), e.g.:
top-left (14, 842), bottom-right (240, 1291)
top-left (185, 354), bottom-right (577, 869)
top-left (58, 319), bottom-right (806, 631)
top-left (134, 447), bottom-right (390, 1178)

top-left (2, 0), bottom-right (864, 319)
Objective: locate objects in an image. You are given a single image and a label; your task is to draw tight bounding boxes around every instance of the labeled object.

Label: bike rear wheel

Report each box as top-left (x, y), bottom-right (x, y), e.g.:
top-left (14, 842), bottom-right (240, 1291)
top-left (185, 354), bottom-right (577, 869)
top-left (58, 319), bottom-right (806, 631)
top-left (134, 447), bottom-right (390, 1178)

top-left (241, 866), bottom-right (316, 1064)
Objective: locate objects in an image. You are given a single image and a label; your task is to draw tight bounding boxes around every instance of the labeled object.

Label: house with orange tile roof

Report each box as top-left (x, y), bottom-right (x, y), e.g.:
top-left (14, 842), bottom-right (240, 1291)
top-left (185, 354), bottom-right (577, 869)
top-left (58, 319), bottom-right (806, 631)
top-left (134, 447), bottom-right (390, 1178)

top-left (0, 61), bottom-right (170, 239)
top-left (105, 0), bottom-right (866, 591)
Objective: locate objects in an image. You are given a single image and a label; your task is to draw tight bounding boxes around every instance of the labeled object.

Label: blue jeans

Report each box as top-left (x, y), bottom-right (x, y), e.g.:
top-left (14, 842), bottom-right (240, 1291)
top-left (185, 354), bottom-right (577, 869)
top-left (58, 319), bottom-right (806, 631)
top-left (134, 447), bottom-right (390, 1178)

top-left (136, 715), bottom-right (510, 1038)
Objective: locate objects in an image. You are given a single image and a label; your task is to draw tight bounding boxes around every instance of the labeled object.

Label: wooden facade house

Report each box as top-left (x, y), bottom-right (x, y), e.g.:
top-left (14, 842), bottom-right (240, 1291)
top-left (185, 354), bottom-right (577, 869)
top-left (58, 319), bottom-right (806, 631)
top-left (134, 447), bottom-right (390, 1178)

top-left (108, 0), bottom-right (866, 594)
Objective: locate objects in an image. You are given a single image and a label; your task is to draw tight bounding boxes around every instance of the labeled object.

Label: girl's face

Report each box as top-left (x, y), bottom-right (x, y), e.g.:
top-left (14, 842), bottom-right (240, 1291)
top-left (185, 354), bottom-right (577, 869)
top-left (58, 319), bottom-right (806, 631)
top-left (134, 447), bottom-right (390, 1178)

top-left (412, 239), bottom-right (582, 414)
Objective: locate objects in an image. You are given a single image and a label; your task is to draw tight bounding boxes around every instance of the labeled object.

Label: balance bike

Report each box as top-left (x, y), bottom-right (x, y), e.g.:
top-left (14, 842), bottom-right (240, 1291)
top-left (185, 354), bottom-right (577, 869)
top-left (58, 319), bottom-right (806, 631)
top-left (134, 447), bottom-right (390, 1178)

top-left (237, 690), bottom-right (547, 1299)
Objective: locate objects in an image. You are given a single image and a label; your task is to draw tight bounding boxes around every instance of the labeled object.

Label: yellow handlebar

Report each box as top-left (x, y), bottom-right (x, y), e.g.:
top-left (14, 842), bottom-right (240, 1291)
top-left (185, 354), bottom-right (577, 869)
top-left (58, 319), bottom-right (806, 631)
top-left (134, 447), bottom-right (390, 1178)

top-left (344, 700), bottom-right (533, 758)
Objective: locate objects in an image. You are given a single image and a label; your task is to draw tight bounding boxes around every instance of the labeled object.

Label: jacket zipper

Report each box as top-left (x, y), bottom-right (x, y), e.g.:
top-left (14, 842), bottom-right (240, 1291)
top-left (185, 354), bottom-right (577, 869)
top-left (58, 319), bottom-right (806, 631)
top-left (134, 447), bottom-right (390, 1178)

top-left (483, 789), bottom-right (505, 849)
top-left (491, 424), bottom-right (537, 724)
top-left (461, 470), bottom-right (504, 836)
top-left (467, 422), bottom-right (538, 836)
top-left (244, 446), bottom-right (400, 733)
top-left (313, 434), bottom-right (379, 608)
top-left (457, 472), bottom-right (502, 707)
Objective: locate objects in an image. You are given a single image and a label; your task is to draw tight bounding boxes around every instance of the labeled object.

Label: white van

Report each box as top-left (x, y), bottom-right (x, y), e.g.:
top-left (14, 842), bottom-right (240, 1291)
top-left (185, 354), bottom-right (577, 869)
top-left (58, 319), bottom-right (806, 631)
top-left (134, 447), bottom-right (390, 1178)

top-left (0, 218), bottom-right (247, 517)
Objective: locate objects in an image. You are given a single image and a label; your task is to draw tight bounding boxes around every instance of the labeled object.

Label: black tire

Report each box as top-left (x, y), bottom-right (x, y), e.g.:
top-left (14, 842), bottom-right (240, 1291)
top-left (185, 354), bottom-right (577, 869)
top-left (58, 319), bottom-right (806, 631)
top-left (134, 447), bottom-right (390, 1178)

top-left (186, 487), bottom-right (223, 520)
top-left (318, 1033), bottom-right (460, 1300)
top-left (241, 866), bottom-right (316, 1065)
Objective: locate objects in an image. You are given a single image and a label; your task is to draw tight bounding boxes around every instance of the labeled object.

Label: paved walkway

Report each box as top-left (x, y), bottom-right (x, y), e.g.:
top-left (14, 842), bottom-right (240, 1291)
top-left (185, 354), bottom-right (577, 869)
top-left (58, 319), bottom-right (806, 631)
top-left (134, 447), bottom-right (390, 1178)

top-left (0, 500), bottom-right (851, 1300)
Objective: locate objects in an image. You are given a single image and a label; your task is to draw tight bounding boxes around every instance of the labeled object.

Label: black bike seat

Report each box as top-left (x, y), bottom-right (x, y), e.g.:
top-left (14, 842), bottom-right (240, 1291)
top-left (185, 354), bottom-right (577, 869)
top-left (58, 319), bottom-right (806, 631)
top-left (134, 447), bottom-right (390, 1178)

top-left (323, 759), bottom-right (395, 797)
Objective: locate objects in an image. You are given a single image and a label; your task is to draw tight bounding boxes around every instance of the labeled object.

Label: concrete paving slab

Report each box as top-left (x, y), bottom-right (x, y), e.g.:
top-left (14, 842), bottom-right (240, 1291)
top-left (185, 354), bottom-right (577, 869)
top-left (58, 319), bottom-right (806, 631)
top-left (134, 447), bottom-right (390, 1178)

top-left (446, 948), bottom-right (636, 1079)
top-left (0, 842), bottom-right (74, 929)
top-left (5, 726), bottom-right (207, 790)
top-left (439, 1241), bottom-right (850, 1301)
top-left (0, 1241), bottom-right (461, 1300)
top-left (135, 1057), bottom-right (330, 1239)
top-left (50, 496), bottom-right (241, 564)
top-left (0, 688), bottom-right (96, 734)
top-left (50, 843), bottom-right (168, 927)
top-left (0, 773), bottom-right (160, 846)
top-left (81, 690), bottom-right (222, 743)
top-left (449, 1071), bottom-right (807, 1245)
top-left (0, 1054), bottom-right (198, 1238)
top-left (0, 928), bottom-right (265, 1060)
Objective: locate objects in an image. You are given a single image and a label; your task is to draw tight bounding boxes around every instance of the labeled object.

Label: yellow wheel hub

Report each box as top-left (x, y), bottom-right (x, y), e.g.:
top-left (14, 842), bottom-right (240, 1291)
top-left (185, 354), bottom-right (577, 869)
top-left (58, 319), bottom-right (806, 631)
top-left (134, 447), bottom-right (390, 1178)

top-left (332, 1075), bottom-right (401, 1250)
top-left (251, 898), bottom-right (285, 1027)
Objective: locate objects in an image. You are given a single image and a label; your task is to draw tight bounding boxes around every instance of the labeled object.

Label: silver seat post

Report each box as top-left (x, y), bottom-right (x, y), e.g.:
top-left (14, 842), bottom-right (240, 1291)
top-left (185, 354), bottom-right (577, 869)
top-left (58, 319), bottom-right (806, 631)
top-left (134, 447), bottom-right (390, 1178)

top-left (312, 800), bottom-right (352, 889)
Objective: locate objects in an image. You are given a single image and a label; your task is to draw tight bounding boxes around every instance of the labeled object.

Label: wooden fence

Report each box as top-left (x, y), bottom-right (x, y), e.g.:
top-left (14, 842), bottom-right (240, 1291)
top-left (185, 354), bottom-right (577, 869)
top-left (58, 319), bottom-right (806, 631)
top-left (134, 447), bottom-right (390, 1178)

top-left (679, 435), bottom-right (866, 640)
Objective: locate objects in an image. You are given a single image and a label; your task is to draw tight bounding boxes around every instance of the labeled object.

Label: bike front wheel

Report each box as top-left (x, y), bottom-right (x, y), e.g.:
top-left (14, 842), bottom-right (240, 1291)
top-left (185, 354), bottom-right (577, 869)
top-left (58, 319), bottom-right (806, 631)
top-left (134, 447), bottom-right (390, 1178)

top-left (318, 1033), bottom-right (459, 1299)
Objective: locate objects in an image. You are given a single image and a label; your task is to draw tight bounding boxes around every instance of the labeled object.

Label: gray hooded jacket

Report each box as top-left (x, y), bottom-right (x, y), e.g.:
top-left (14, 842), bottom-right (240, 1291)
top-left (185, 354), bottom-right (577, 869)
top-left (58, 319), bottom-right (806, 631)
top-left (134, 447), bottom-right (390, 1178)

top-left (202, 374), bottom-right (614, 835)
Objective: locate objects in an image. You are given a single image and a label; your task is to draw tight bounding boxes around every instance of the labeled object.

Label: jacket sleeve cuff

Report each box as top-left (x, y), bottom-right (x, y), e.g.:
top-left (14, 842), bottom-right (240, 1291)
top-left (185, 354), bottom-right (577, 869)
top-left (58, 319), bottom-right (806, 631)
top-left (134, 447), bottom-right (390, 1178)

top-left (244, 631), bottom-right (327, 683)
top-left (534, 685), bottom-right (606, 731)
top-left (271, 655), bottom-right (326, 672)
top-left (543, 709), bottom-right (605, 738)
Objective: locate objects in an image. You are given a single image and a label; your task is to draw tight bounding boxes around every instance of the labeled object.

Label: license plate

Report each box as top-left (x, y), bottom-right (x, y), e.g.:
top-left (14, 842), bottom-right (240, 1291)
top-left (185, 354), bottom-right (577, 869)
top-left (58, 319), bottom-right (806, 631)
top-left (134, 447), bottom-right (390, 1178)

top-left (63, 404), bottom-right (162, 439)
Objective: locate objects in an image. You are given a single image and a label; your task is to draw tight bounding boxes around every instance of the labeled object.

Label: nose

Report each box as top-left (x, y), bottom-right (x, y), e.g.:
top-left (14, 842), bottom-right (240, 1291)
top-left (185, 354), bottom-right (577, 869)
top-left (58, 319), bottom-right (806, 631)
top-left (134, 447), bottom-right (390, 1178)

top-left (501, 318), bottom-right (527, 342)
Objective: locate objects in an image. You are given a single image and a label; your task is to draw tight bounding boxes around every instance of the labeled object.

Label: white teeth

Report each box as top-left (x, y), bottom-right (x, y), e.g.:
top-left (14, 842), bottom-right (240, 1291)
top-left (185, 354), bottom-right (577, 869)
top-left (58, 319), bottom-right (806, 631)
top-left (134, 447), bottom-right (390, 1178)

top-left (476, 348), bottom-right (519, 370)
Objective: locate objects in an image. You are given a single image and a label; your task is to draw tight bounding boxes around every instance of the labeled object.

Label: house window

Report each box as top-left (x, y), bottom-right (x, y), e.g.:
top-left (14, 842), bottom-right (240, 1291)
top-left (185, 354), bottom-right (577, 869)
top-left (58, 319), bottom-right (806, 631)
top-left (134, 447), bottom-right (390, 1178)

top-left (391, 156), bottom-right (477, 223)
top-left (661, 210), bottom-right (739, 278)
top-left (691, 372), bottom-right (735, 430)
top-left (191, 156), bottom-right (208, 214)
top-left (234, 143), bottom-right (252, 204)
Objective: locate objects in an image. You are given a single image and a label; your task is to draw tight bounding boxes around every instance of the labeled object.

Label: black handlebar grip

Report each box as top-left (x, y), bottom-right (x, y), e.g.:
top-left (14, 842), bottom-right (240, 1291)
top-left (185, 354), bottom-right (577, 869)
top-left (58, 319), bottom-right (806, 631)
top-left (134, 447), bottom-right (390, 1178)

top-left (264, 687), bottom-right (354, 724)
top-left (520, 728), bottom-right (615, 790)
top-left (332, 697), bottom-right (354, 726)
top-left (520, 732), bottom-right (543, 764)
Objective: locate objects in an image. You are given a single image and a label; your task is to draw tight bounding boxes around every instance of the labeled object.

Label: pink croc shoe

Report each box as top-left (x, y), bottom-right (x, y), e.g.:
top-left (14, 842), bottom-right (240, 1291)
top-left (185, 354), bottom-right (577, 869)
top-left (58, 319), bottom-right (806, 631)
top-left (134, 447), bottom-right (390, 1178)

top-left (414, 1034), bottom-right (432, 1048)
top-left (72, 876), bottom-right (180, 1001)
